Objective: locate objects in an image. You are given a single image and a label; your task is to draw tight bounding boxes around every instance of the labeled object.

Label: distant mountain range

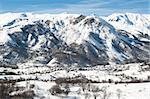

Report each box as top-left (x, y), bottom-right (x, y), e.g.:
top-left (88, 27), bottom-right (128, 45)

top-left (0, 13), bottom-right (149, 66)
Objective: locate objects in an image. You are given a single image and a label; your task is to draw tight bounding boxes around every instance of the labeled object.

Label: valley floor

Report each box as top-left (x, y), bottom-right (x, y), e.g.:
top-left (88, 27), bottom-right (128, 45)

top-left (0, 63), bottom-right (150, 99)
top-left (0, 80), bottom-right (150, 99)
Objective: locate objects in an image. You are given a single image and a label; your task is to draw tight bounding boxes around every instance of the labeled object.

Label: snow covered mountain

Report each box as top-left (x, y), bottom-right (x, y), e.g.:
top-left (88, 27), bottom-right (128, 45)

top-left (0, 13), bottom-right (149, 66)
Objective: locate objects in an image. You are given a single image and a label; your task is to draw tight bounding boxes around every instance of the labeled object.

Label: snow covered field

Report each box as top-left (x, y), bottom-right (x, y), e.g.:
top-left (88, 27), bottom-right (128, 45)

top-left (0, 63), bottom-right (150, 99)
top-left (1, 79), bottom-right (150, 99)
top-left (25, 81), bottom-right (150, 99)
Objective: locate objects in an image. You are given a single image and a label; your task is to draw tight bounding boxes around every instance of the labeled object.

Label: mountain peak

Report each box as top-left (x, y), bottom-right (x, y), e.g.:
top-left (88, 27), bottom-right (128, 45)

top-left (0, 13), bottom-right (149, 66)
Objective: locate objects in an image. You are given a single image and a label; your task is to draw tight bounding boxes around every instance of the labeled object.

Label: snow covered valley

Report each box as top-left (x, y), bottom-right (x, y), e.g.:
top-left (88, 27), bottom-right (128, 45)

top-left (0, 12), bottom-right (150, 99)
top-left (0, 62), bottom-right (150, 99)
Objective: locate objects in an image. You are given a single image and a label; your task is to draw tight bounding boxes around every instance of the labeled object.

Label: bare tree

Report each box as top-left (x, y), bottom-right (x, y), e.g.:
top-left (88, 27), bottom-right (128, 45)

top-left (116, 89), bottom-right (122, 99)
top-left (100, 87), bottom-right (111, 99)
top-left (84, 92), bottom-right (91, 99)
top-left (50, 85), bottom-right (63, 95)
top-left (63, 83), bottom-right (70, 96)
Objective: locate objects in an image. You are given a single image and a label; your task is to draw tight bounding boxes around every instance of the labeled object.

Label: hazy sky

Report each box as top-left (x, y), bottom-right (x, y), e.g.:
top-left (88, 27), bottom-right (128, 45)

top-left (0, 0), bottom-right (149, 15)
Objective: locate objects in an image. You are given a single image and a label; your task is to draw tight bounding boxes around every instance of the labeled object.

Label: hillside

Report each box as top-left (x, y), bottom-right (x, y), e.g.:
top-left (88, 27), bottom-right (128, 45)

top-left (0, 13), bottom-right (149, 66)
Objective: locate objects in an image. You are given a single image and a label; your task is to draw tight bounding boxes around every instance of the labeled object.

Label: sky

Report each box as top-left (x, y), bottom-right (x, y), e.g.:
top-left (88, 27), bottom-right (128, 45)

top-left (0, 0), bottom-right (149, 16)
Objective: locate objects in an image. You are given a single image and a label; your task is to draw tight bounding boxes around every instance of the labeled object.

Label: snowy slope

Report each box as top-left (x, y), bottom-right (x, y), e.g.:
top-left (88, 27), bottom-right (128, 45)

top-left (104, 13), bottom-right (150, 40)
top-left (0, 13), bottom-right (149, 66)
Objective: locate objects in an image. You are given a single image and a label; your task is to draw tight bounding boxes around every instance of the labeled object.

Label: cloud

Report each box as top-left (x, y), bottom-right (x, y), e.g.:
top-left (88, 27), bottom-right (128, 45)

top-left (37, 0), bottom-right (149, 16)
top-left (0, 0), bottom-right (149, 15)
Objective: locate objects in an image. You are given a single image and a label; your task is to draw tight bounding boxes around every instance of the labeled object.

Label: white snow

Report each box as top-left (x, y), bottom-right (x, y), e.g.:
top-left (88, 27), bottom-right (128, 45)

top-left (0, 12), bottom-right (150, 99)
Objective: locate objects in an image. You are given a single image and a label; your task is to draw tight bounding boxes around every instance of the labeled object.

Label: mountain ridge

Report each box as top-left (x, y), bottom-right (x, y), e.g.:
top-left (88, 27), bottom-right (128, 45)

top-left (0, 13), bottom-right (149, 66)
